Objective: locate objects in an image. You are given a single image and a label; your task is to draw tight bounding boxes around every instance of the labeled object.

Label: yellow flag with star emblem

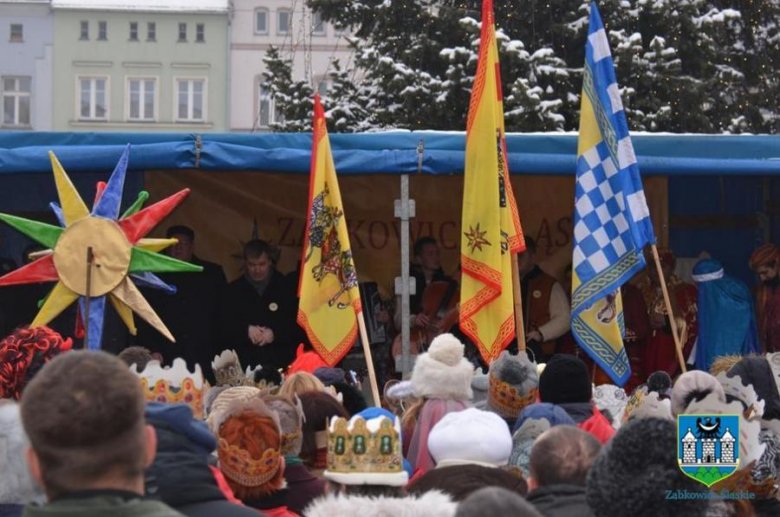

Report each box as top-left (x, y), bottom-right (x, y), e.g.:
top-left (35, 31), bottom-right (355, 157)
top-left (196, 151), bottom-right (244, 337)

top-left (460, 0), bottom-right (525, 363)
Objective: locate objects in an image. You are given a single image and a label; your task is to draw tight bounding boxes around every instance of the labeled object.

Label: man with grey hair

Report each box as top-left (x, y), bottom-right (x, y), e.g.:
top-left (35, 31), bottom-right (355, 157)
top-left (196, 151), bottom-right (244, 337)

top-left (527, 425), bottom-right (601, 517)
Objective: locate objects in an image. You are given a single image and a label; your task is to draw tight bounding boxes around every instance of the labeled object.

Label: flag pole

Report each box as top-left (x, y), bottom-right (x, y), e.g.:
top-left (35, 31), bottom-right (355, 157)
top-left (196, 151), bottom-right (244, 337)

top-left (650, 244), bottom-right (687, 373)
top-left (84, 246), bottom-right (94, 347)
top-left (356, 311), bottom-right (382, 406)
top-left (511, 258), bottom-right (526, 352)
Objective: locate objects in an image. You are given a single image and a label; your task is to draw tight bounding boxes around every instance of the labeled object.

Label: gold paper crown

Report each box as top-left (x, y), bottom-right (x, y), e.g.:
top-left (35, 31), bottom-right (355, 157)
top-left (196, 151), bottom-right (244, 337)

top-left (132, 358), bottom-right (204, 419)
top-left (488, 373), bottom-right (538, 419)
top-left (326, 415), bottom-right (405, 480)
top-left (213, 397), bottom-right (283, 488)
top-left (218, 438), bottom-right (282, 487)
top-left (212, 349), bottom-right (253, 387)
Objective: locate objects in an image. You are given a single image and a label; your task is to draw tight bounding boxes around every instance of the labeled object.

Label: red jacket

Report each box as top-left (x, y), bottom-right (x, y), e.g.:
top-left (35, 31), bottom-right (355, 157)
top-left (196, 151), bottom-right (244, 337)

top-left (578, 406), bottom-right (616, 444)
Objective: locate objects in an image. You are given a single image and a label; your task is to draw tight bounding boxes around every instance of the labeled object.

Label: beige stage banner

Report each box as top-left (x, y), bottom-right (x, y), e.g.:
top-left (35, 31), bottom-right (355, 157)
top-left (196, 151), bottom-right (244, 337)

top-left (145, 171), bottom-right (668, 297)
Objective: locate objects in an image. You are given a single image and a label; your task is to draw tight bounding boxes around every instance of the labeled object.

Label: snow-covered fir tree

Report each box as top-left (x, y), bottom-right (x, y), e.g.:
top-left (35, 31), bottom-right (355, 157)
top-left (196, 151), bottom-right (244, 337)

top-left (262, 0), bottom-right (778, 133)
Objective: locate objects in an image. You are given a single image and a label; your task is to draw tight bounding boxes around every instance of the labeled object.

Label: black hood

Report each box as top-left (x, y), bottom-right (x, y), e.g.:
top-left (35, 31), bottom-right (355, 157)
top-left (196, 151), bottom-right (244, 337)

top-left (145, 421), bottom-right (226, 509)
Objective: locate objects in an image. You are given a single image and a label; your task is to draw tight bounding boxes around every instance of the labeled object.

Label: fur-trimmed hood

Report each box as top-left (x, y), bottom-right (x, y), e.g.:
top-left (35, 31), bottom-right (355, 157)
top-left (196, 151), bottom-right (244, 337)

top-left (304, 490), bottom-right (457, 517)
top-left (411, 334), bottom-right (473, 401)
top-left (0, 401), bottom-right (43, 505)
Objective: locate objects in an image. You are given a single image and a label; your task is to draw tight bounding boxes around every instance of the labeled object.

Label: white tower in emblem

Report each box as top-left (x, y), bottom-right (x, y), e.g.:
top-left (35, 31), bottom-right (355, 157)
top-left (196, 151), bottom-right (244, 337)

top-left (720, 428), bottom-right (736, 464)
top-left (682, 428), bottom-right (697, 464)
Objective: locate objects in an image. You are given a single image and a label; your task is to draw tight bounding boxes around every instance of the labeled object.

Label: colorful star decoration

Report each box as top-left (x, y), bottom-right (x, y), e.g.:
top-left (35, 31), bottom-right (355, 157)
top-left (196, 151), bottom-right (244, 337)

top-left (0, 145), bottom-right (202, 349)
top-left (464, 223), bottom-right (491, 253)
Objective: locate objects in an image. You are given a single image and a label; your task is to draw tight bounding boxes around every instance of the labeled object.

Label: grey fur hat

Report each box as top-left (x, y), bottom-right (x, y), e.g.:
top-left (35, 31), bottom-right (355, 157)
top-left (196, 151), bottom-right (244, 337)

top-left (474, 351), bottom-right (538, 422)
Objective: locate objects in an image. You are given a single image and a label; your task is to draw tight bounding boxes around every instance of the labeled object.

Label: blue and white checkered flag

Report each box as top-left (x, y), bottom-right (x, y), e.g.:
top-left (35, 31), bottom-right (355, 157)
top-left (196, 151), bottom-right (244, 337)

top-left (570, 2), bottom-right (656, 386)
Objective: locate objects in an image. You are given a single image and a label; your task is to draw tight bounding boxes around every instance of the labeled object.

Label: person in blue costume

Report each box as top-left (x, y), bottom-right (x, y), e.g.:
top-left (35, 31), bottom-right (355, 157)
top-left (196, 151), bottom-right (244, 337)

top-left (692, 259), bottom-right (759, 371)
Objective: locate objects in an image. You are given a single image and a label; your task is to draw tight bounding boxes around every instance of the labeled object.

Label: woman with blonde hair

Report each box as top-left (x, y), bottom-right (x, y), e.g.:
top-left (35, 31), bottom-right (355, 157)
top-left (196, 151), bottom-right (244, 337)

top-left (278, 371), bottom-right (326, 399)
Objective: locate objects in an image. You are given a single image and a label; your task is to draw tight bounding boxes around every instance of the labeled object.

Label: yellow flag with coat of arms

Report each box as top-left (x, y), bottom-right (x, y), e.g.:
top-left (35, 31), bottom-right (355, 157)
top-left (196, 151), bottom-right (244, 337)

top-left (297, 94), bottom-right (362, 365)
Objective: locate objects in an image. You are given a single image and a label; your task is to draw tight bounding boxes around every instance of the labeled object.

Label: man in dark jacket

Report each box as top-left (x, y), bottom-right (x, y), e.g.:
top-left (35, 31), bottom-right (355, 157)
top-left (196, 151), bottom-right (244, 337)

top-left (527, 426), bottom-right (601, 517)
top-left (144, 403), bottom-right (257, 517)
top-left (140, 226), bottom-right (227, 382)
top-left (538, 355), bottom-right (615, 444)
top-left (19, 351), bottom-right (182, 517)
top-left (219, 240), bottom-right (299, 371)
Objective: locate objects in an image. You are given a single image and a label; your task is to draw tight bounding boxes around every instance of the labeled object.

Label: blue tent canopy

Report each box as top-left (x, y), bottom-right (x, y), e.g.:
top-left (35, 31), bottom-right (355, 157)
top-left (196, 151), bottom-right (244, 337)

top-left (1, 131), bottom-right (779, 176)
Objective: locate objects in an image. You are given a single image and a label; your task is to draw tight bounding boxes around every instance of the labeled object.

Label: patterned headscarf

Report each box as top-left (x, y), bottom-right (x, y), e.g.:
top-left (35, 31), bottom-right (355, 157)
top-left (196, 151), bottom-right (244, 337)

top-left (749, 244), bottom-right (779, 271)
top-left (0, 327), bottom-right (73, 400)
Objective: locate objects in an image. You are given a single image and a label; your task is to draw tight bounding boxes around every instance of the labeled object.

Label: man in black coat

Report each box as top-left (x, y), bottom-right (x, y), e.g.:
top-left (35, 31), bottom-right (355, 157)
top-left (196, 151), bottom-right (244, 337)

top-left (527, 425), bottom-right (601, 517)
top-left (140, 226), bottom-right (227, 382)
top-left (219, 240), bottom-right (298, 371)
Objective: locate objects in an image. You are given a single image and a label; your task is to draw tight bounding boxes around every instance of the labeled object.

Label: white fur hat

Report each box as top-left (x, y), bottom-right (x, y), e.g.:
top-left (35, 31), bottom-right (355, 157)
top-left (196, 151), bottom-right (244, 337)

top-left (428, 408), bottom-right (512, 468)
top-left (410, 334), bottom-right (473, 401)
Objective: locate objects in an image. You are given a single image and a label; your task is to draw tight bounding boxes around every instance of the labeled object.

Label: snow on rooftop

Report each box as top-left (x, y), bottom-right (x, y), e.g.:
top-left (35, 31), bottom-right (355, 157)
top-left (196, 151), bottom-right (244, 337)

top-left (51, 0), bottom-right (228, 13)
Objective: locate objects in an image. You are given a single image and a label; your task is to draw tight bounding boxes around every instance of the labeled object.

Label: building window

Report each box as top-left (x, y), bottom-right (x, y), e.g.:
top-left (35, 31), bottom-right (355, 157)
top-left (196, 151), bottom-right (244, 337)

top-left (127, 78), bottom-right (156, 121)
top-left (2, 77), bottom-right (31, 127)
top-left (9, 24), bottom-right (23, 42)
top-left (312, 11), bottom-right (326, 35)
top-left (176, 79), bottom-right (205, 122)
top-left (98, 21), bottom-right (107, 41)
top-left (277, 9), bottom-right (291, 35)
top-left (196, 23), bottom-right (205, 43)
top-left (79, 77), bottom-right (108, 121)
top-left (317, 79), bottom-right (331, 98)
top-left (80, 20), bottom-right (89, 40)
top-left (258, 82), bottom-right (272, 127)
top-left (129, 22), bottom-right (138, 41)
top-left (258, 82), bottom-right (283, 127)
top-left (178, 23), bottom-right (187, 42)
top-left (255, 9), bottom-right (268, 34)
top-left (147, 22), bottom-right (156, 41)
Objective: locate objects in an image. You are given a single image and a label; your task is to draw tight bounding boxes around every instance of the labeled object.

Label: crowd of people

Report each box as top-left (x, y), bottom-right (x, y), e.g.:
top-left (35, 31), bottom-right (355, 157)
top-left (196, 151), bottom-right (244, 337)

top-left (0, 227), bottom-right (778, 515)
top-left (2, 323), bottom-right (780, 516)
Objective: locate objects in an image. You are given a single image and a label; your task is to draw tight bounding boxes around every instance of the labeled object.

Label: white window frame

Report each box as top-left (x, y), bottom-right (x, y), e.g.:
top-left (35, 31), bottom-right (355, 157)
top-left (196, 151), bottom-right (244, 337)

top-left (276, 8), bottom-right (291, 35)
top-left (195, 23), bottom-right (205, 43)
top-left (254, 8), bottom-right (269, 35)
top-left (97, 21), bottom-right (107, 41)
top-left (76, 76), bottom-right (110, 121)
top-left (10, 24), bottom-right (23, 42)
top-left (125, 76), bottom-right (158, 122)
top-left (2, 76), bottom-right (31, 127)
top-left (174, 77), bottom-right (207, 123)
top-left (312, 11), bottom-right (326, 36)
top-left (147, 22), bottom-right (156, 41)
top-left (79, 20), bottom-right (89, 40)
top-left (129, 22), bottom-right (138, 41)
top-left (178, 22), bottom-right (187, 42)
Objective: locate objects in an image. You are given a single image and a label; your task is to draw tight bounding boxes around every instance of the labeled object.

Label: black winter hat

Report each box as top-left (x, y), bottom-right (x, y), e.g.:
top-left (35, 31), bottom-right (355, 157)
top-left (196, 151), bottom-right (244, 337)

top-left (587, 418), bottom-right (709, 517)
top-left (539, 354), bottom-right (591, 404)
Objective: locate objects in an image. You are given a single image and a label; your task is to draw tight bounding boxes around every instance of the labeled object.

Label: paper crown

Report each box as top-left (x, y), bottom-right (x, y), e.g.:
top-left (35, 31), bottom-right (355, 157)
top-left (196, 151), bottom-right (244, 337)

top-left (324, 415), bottom-right (408, 486)
top-left (488, 373), bottom-right (538, 420)
top-left (131, 358), bottom-right (204, 419)
top-left (213, 349), bottom-right (254, 387)
top-left (213, 397), bottom-right (283, 488)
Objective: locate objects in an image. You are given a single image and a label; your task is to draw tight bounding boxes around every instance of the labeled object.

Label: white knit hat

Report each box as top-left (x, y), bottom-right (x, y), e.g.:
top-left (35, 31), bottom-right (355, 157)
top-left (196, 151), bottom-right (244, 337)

top-left (427, 407), bottom-right (512, 468)
top-left (410, 334), bottom-right (474, 401)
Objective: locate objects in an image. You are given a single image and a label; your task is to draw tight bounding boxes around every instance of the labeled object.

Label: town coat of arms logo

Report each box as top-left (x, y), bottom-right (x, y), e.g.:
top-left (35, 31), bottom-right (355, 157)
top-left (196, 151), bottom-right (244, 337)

top-left (678, 414), bottom-right (740, 487)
